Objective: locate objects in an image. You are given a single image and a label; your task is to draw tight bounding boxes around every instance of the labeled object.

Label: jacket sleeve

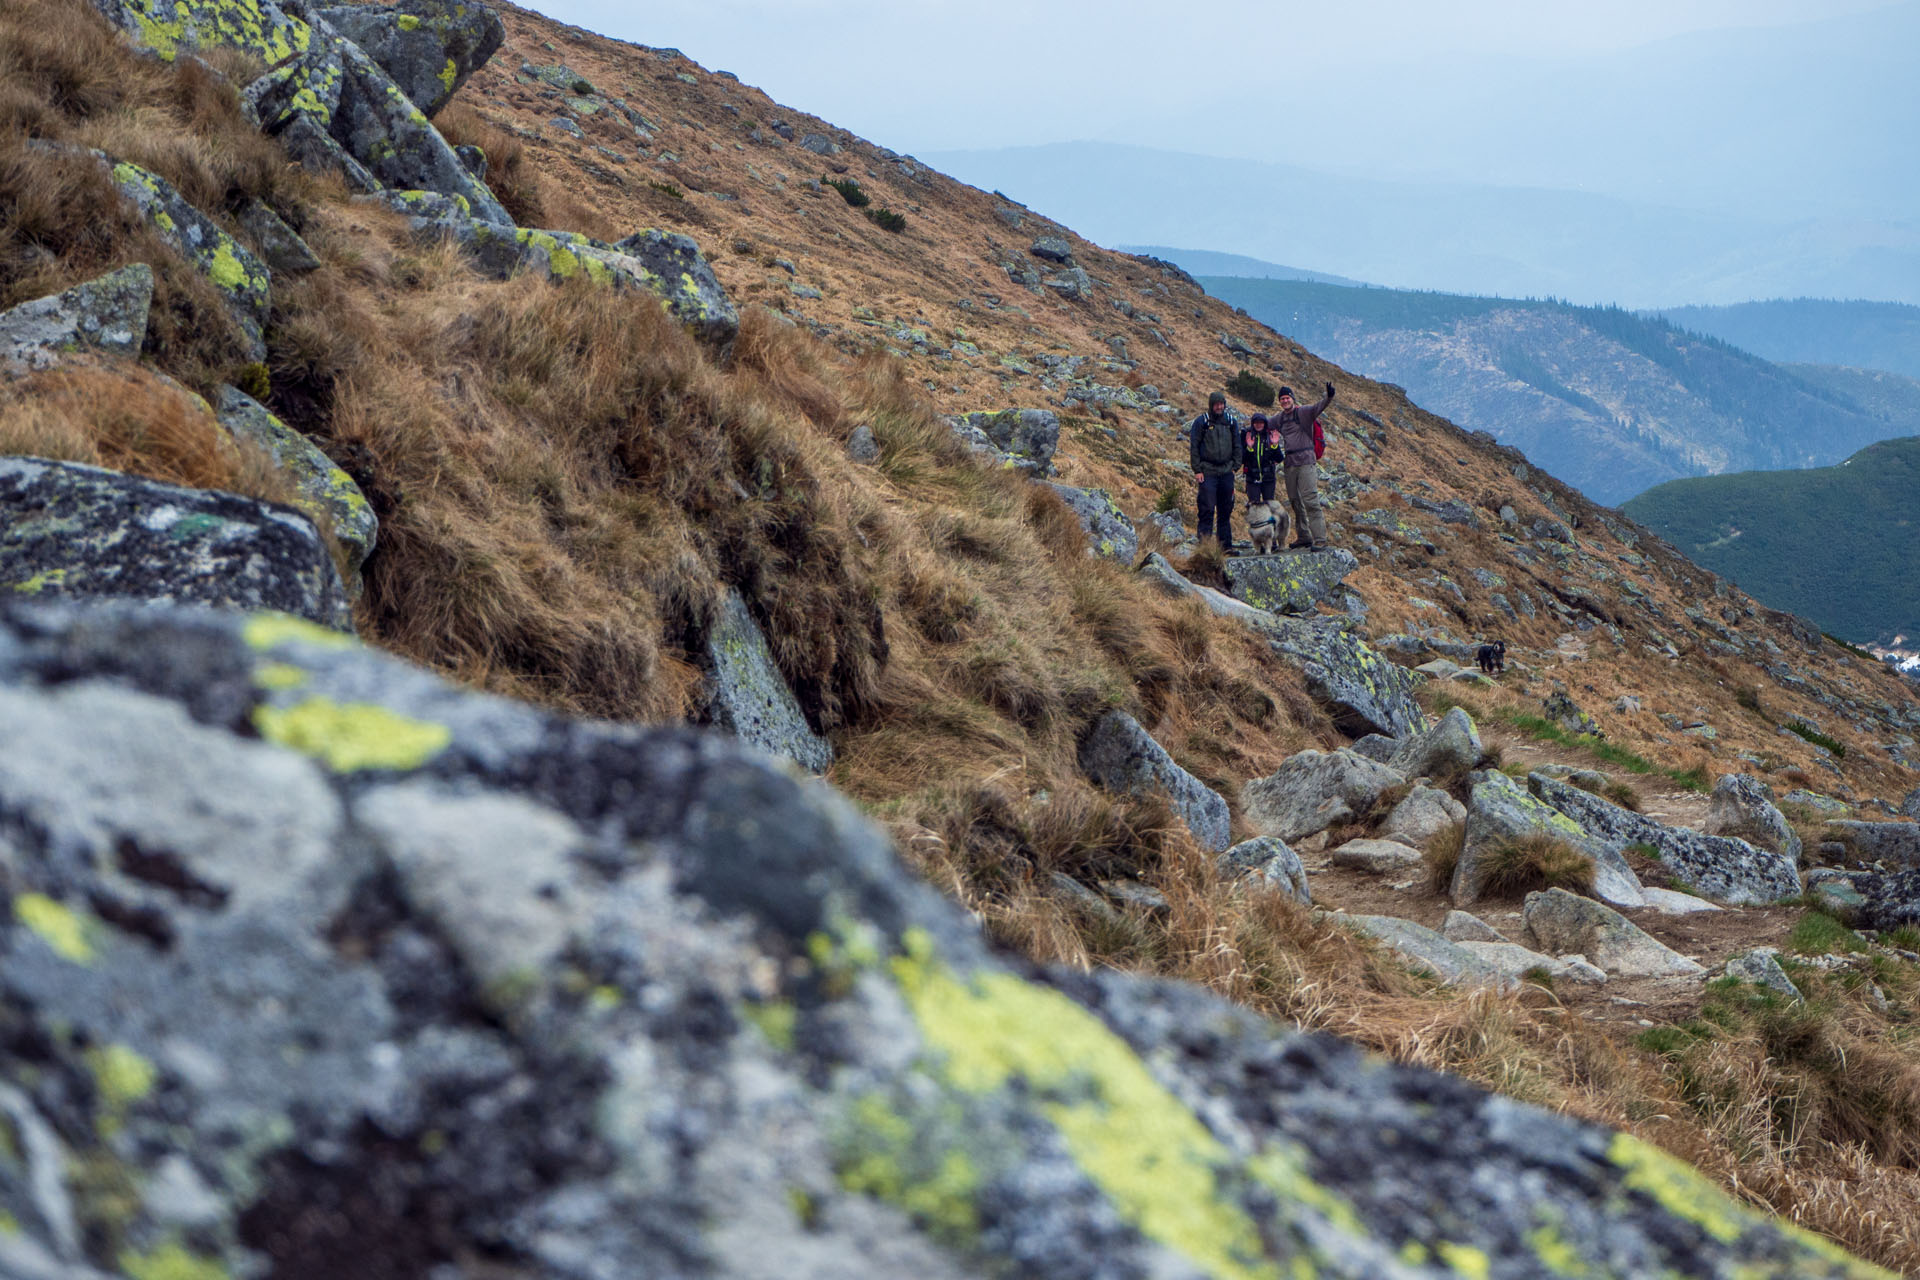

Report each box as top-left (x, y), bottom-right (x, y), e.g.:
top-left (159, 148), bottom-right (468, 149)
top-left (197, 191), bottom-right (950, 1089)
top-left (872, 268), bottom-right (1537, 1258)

top-left (1188, 417), bottom-right (1202, 472)
top-left (1302, 391), bottom-right (1333, 422)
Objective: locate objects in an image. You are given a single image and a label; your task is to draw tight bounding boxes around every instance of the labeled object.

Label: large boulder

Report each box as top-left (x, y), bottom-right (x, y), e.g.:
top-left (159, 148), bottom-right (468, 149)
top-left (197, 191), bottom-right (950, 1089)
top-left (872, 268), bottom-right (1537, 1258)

top-left (1259, 613), bottom-right (1427, 739)
top-left (1455, 773), bottom-right (1645, 907)
top-left (1330, 838), bottom-right (1424, 874)
top-left (1704, 773), bottom-right (1802, 862)
top-left (1529, 773), bottom-right (1802, 905)
top-left (1387, 706), bottom-right (1484, 781)
top-left (1240, 748), bottom-right (1405, 843)
top-left (0, 599), bottom-right (1889, 1280)
top-left (1079, 710), bottom-right (1230, 852)
top-left (0, 263), bottom-right (153, 376)
top-left (317, 0), bottom-right (505, 118)
top-left (415, 219), bottom-right (740, 342)
top-left (1456, 940), bottom-right (1606, 986)
top-left (1524, 888), bottom-right (1706, 977)
top-left (1045, 483), bottom-right (1136, 561)
top-left (1381, 784), bottom-right (1466, 850)
top-left (1222, 548), bottom-right (1359, 617)
top-left (89, 0), bottom-right (312, 63)
top-left (1340, 915), bottom-right (1512, 989)
top-left (1847, 867), bottom-right (1920, 930)
top-left (1219, 835), bottom-right (1309, 903)
top-left (0, 458), bottom-right (349, 628)
top-left (1822, 820), bottom-right (1920, 869)
top-left (948, 408), bottom-right (1059, 476)
top-left (704, 589), bottom-right (834, 773)
top-left (213, 386), bottom-right (378, 585)
top-left (106, 158), bottom-right (271, 361)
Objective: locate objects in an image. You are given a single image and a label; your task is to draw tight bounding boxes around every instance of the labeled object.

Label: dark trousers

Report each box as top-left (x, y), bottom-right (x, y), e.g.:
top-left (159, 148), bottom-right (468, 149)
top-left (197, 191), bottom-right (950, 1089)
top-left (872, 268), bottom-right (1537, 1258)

top-left (1246, 472), bottom-right (1277, 505)
top-left (1196, 472), bottom-right (1235, 545)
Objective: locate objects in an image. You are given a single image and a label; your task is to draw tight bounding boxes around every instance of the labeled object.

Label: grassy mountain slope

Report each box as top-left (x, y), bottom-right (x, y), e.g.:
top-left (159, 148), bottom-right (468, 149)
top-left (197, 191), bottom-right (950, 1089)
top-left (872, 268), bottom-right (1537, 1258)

top-left (1203, 276), bottom-right (1920, 504)
top-left (1623, 437), bottom-right (1920, 646)
top-left (6, 0), bottom-right (1920, 1266)
top-left (1657, 299), bottom-right (1920, 380)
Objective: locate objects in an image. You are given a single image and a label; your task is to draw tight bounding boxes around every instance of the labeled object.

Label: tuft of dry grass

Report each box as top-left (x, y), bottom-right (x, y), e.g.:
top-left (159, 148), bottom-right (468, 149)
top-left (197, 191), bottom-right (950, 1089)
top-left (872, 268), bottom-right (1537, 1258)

top-left (1424, 819), bottom-right (1466, 893)
top-left (1475, 831), bottom-right (1596, 899)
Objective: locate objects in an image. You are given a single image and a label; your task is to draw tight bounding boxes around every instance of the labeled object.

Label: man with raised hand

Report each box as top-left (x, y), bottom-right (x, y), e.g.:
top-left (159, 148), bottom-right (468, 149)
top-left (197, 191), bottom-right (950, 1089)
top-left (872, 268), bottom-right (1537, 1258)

top-left (1274, 382), bottom-right (1335, 550)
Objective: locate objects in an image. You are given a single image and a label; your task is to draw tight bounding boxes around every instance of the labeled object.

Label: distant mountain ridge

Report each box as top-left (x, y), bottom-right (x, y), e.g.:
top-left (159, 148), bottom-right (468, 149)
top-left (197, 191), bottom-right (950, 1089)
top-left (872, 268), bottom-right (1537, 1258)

top-left (1201, 276), bottom-right (1920, 505)
top-left (1623, 436), bottom-right (1920, 647)
top-left (1654, 299), bottom-right (1920, 380)
top-left (1117, 246), bottom-right (1368, 287)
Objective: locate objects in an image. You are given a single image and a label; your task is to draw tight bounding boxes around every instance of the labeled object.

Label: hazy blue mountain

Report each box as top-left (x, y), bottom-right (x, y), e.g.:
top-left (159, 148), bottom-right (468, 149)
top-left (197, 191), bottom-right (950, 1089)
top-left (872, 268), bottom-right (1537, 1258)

top-left (922, 142), bottom-right (1920, 310)
top-left (1117, 246), bottom-right (1369, 287)
top-left (1202, 276), bottom-right (1920, 505)
top-left (1654, 300), bottom-right (1920, 380)
top-left (1623, 436), bottom-right (1920, 647)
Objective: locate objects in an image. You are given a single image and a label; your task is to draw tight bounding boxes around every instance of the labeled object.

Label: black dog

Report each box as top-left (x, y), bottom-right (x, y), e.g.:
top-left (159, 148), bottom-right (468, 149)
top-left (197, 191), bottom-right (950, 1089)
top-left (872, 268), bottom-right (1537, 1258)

top-left (1476, 641), bottom-right (1506, 675)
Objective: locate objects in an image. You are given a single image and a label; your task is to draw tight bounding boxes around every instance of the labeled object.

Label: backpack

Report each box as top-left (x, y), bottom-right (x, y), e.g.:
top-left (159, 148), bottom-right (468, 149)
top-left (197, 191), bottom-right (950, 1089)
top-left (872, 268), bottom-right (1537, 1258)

top-left (1313, 417), bottom-right (1326, 461)
top-left (1198, 415), bottom-right (1237, 467)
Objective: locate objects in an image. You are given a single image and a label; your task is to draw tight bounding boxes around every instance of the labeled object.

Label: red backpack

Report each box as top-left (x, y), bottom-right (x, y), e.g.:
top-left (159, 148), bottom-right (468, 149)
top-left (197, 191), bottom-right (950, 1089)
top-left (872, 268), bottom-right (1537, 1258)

top-left (1313, 417), bottom-right (1325, 461)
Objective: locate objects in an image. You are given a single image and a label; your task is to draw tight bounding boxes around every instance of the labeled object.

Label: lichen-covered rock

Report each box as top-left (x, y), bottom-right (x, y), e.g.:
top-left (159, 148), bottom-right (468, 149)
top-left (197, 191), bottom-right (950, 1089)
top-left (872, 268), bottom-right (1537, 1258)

top-left (1822, 820), bottom-right (1920, 869)
top-left (88, 0), bottom-right (312, 64)
top-left (106, 157), bottom-right (270, 361)
top-left (1704, 772), bottom-right (1802, 862)
top-left (1079, 709), bottom-right (1230, 852)
top-left (1524, 888), bottom-right (1706, 977)
top-left (948, 408), bottom-right (1059, 476)
top-left (1382, 783), bottom-right (1466, 849)
top-left (1219, 835), bottom-right (1309, 902)
top-left (0, 599), bottom-right (1893, 1280)
top-left (277, 111), bottom-right (382, 189)
top-left (1350, 732), bottom-right (1399, 763)
top-left (1724, 948), bottom-right (1803, 1001)
top-left (704, 589), bottom-right (833, 773)
top-left (1903, 787), bottom-right (1920, 820)
top-left (1046, 483), bottom-right (1136, 561)
top-left (1388, 706), bottom-right (1484, 781)
top-left (317, 0), bottom-right (505, 118)
top-left (1529, 773), bottom-right (1803, 904)
top-left (0, 263), bottom-right (152, 376)
top-left (411, 219), bottom-right (741, 342)
top-left (1542, 688), bottom-right (1601, 737)
top-left (361, 186), bottom-right (477, 220)
top-left (1341, 914), bottom-right (1513, 989)
top-left (1222, 547), bottom-right (1358, 616)
top-left (241, 27), bottom-right (346, 131)
top-left (213, 385), bottom-right (378, 582)
top-left (235, 197), bottom-right (321, 274)
top-left (1259, 613), bottom-right (1427, 739)
top-left (1455, 773), bottom-right (1645, 907)
top-left (1241, 748), bottom-right (1405, 843)
top-left (0, 458), bottom-right (348, 628)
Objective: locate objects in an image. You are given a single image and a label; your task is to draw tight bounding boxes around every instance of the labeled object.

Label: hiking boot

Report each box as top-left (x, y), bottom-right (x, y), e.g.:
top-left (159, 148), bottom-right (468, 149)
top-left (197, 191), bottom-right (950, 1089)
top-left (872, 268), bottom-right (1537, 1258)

top-left (1311, 542), bottom-right (1332, 552)
top-left (1287, 540), bottom-right (1312, 551)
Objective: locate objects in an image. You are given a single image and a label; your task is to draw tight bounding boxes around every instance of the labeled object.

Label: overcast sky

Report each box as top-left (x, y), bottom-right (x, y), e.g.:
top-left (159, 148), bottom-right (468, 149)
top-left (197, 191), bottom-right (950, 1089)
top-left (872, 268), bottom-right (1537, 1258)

top-left (531, 0), bottom-right (1899, 154)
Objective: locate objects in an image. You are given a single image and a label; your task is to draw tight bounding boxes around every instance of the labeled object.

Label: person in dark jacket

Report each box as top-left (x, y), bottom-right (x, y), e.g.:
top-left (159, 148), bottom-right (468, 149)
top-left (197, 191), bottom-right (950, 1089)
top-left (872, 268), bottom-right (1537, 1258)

top-left (1242, 413), bottom-right (1281, 506)
top-left (1188, 390), bottom-right (1241, 548)
top-left (1273, 382), bottom-right (1335, 549)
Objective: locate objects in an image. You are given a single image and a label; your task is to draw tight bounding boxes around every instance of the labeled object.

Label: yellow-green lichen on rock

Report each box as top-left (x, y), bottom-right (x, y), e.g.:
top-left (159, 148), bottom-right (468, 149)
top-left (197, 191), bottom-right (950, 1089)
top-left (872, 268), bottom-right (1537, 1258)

top-left (106, 159), bottom-right (271, 361)
top-left (244, 610), bottom-right (360, 653)
top-left (107, 0), bottom-right (311, 64)
top-left (14, 892), bottom-right (95, 964)
top-left (253, 696), bottom-right (450, 773)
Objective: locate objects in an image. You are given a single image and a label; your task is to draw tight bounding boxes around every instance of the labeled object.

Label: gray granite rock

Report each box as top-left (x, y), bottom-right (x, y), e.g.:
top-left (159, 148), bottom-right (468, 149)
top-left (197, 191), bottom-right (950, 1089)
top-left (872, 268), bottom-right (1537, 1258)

top-left (1330, 838), bottom-right (1424, 874)
top-left (1387, 706), bottom-right (1484, 781)
top-left (213, 386), bottom-right (378, 585)
top-left (704, 589), bottom-right (833, 773)
top-left (1047, 483), bottom-right (1137, 561)
top-left (1079, 710), bottom-right (1230, 852)
top-left (0, 595), bottom-right (1889, 1279)
top-left (1528, 773), bottom-right (1802, 905)
top-left (1822, 820), bottom-right (1920, 869)
top-left (1442, 910), bottom-right (1507, 943)
top-left (1524, 889), bottom-right (1705, 977)
top-left (1349, 733), bottom-right (1400, 764)
top-left (1456, 940), bottom-right (1598, 985)
top-left (1382, 784), bottom-right (1466, 850)
top-left (1724, 948), bottom-right (1803, 1001)
top-left (1340, 915), bottom-right (1513, 989)
top-left (1638, 887), bottom-right (1724, 915)
top-left (0, 263), bottom-right (152, 377)
top-left (1455, 774), bottom-right (1645, 908)
top-left (846, 422), bottom-right (880, 463)
top-left (947, 408), bottom-right (1059, 476)
top-left (235, 198), bottom-right (321, 274)
top-left (1029, 236), bottom-right (1074, 264)
top-left (1219, 836), bottom-right (1309, 903)
top-left (317, 0), bottom-right (505, 118)
top-left (0, 458), bottom-right (349, 628)
top-left (1241, 749), bottom-right (1405, 843)
top-left (1222, 549), bottom-right (1359, 617)
top-left (1704, 773), bottom-right (1801, 862)
top-left (105, 157), bottom-right (271, 361)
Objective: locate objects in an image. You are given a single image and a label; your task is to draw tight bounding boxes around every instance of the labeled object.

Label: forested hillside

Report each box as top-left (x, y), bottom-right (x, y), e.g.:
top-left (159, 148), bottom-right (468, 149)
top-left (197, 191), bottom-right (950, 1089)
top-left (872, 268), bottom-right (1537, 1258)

top-left (1658, 299), bottom-right (1920, 380)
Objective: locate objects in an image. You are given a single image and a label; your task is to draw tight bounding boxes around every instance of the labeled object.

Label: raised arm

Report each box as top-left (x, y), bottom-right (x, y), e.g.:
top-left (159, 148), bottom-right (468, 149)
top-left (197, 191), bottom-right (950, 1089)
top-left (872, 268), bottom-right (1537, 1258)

top-left (1303, 381), bottom-right (1335, 420)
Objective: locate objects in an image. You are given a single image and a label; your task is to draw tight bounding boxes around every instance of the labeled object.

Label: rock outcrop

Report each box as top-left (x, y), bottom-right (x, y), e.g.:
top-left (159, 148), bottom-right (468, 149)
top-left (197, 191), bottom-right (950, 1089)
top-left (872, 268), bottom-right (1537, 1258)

top-left (1219, 835), bottom-right (1310, 903)
top-left (317, 0), bottom-right (506, 118)
top-left (0, 601), bottom-right (1891, 1280)
top-left (0, 263), bottom-right (153, 376)
top-left (213, 385), bottom-right (379, 584)
top-left (1330, 837), bottom-right (1425, 873)
top-left (1704, 772), bottom-right (1802, 862)
top-left (1387, 706), bottom-right (1484, 781)
top-left (1222, 548), bottom-right (1359, 616)
top-left (1454, 773), bottom-right (1645, 907)
top-left (947, 408), bottom-right (1059, 476)
top-left (1259, 613), bottom-right (1427, 739)
top-left (1079, 709), bottom-right (1230, 851)
top-left (0, 458), bottom-right (349, 628)
top-left (106, 158), bottom-right (272, 361)
top-left (1524, 888), bottom-right (1707, 977)
top-left (703, 589), bottom-right (834, 773)
top-left (1382, 784), bottom-right (1466, 849)
top-left (1822, 820), bottom-right (1920, 869)
top-left (1341, 914), bottom-right (1512, 989)
top-left (1529, 773), bottom-right (1803, 905)
top-left (1045, 483), bottom-right (1137, 561)
top-left (1241, 748), bottom-right (1404, 843)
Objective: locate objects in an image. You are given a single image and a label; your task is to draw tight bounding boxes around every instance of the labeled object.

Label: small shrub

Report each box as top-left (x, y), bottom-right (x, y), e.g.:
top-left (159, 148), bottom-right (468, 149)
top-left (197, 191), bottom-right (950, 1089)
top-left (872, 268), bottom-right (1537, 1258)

top-left (1227, 368), bottom-right (1275, 407)
top-left (824, 176), bottom-right (870, 207)
top-left (865, 206), bottom-right (906, 233)
top-left (647, 180), bottom-right (685, 200)
top-left (1784, 721), bottom-right (1847, 759)
top-left (1154, 483), bottom-right (1180, 515)
top-left (1824, 632), bottom-right (1878, 661)
top-left (1476, 831), bottom-right (1595, 899)
top-left (1734, 685), bottom-right (1770, 720)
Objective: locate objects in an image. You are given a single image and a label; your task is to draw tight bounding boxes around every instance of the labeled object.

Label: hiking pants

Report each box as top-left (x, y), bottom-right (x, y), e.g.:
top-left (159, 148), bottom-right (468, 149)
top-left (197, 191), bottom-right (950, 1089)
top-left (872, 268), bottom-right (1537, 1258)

top-left (1245, 470), bottom-right (1278, 505)
top-left (1196, 473), bottom-right (1235, 545)
top-left (1285, 462), bottom-right (1328, 546)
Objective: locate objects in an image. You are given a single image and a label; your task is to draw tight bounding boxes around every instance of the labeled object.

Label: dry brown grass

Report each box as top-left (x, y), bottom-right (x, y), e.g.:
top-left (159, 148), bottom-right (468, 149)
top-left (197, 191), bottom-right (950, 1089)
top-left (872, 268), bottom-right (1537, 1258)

top-left (1423, 819), bottom-right (1467, 893)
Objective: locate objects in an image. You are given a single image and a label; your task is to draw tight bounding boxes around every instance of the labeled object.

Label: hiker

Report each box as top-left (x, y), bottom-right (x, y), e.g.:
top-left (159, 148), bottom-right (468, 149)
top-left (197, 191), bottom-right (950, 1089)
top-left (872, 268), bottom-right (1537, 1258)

top-left (1188, 390), bottom-right (1241, 548)
top-left (1274, 381), bottom-right (1336, 550)
top-left (1242, 412), bottom-right (1281, 507)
